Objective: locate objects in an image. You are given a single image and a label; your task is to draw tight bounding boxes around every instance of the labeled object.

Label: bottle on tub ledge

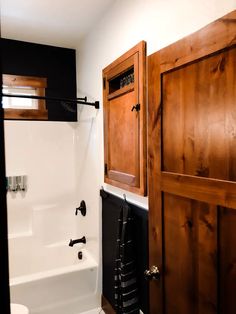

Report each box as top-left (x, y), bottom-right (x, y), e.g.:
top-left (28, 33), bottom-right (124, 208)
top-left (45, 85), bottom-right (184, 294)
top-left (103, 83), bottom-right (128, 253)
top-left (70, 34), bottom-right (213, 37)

top-left (6, 175), bottom-right (27, 193)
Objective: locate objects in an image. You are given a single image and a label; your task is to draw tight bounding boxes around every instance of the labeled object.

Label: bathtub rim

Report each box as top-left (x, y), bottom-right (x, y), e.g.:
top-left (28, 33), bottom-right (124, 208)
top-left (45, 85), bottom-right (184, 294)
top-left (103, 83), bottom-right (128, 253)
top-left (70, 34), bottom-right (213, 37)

top-left (10, 248), bottom-right (98, 286)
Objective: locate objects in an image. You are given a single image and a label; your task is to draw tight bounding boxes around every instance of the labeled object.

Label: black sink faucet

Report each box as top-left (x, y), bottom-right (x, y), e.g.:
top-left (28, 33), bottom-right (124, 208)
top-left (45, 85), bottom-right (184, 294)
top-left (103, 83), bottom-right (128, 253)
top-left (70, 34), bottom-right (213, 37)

top-left (69, 236), bottom-right (86, 247)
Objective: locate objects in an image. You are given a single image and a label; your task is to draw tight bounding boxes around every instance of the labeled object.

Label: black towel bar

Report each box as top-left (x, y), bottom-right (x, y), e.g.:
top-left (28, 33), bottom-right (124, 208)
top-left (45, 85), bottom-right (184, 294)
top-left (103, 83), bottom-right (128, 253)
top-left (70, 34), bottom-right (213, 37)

top-left (2, 93), bottom-right (100, 109)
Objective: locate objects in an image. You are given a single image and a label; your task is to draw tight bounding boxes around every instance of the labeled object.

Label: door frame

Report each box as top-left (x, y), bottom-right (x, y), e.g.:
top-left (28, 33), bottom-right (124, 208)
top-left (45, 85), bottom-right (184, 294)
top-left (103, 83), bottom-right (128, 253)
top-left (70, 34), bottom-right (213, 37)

top-left (148, 10), bottom-right (236, 313)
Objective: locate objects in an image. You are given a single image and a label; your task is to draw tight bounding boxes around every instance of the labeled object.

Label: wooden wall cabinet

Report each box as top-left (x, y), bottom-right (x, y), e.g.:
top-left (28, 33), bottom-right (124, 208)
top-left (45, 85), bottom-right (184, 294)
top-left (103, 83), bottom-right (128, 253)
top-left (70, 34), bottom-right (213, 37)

top-left (103, 41), bottom-right (147, 195)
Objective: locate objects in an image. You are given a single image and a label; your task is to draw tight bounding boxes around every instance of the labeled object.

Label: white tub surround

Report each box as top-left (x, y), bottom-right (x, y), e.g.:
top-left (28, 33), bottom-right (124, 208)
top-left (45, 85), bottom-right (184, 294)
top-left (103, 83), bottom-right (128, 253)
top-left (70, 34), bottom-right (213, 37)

top-left (9, 234), bottom-right (99, 314)
top-left (8, 202), bottom-right (100, 314)
top-left (5, 121), bottom-right (100, 313)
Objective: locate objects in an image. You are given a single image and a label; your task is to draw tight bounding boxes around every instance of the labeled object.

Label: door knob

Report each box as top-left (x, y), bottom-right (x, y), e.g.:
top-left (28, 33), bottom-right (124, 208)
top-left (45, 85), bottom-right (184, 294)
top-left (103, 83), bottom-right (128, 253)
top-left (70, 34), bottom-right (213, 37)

top-left (144, 265), bottom-right (160, 281)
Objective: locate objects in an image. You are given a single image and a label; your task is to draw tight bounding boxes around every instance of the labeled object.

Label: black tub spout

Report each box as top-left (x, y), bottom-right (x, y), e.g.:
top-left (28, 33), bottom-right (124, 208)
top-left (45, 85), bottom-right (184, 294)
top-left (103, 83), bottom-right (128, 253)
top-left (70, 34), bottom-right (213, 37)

top-left (69, 236), bottom-right (86, 247)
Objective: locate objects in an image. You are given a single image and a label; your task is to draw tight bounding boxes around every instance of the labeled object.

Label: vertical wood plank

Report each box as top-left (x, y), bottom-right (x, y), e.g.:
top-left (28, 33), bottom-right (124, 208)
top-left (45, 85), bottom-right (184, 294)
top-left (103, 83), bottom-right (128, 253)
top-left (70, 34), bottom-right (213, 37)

top-left (164, 194), bottom-right (195, 314)
top-left (195, 203), bottom-right (218, 314)
top-left (109, 91), bottom-right (137, 176)
top-left (162, 47), bottom-right (236, 182)
top-left (225, 48), bottom-right (236, 182)
top-left (148, 52), bottom-right (163, 314)
top-left (162, 69), bottom-right (184, 174)
top-left (219, 207), bottom-right (236, 314)
top-left (164, 195), bottom-right (218, 314)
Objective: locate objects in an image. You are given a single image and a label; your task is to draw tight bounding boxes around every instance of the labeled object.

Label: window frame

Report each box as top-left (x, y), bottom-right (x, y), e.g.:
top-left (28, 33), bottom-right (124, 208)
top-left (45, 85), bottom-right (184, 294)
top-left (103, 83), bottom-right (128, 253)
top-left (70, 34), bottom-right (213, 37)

top-left (3, 74), bottom-right (48, 120)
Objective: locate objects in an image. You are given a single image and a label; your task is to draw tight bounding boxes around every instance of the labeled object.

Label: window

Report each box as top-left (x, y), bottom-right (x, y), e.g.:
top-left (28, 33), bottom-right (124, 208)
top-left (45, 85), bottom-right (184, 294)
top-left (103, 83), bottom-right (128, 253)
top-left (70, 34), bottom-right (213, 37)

top-left (2, 74), bottom-right (48, 120)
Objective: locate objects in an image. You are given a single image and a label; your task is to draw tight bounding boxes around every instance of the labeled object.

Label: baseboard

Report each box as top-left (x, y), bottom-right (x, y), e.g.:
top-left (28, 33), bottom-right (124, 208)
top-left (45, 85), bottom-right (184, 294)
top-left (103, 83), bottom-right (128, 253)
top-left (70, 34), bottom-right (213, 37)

top-left (101, 295), bottom-right (116, 314)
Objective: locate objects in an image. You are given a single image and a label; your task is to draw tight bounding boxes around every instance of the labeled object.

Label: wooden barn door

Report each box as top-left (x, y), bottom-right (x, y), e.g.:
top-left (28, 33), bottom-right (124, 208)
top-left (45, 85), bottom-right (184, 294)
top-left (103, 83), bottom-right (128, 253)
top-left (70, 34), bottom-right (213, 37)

top-left (148, 11), bottom-right (236, 314)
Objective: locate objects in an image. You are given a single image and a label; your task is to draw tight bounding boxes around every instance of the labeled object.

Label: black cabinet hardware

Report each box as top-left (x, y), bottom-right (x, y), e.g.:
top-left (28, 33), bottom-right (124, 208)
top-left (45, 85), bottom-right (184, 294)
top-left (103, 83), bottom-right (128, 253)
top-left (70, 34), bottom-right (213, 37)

top-left (131, 103), bottom-right (140, 112)
top-left (75, 200), bottom-right (86, 216)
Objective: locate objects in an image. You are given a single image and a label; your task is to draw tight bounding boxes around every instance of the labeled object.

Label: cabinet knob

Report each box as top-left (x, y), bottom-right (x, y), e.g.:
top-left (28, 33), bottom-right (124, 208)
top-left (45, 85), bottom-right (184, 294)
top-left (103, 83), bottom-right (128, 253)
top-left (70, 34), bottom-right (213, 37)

top-left (144, 265), bottom-right (160, 281)
top-left (131, 104), bottom-right (140, 112)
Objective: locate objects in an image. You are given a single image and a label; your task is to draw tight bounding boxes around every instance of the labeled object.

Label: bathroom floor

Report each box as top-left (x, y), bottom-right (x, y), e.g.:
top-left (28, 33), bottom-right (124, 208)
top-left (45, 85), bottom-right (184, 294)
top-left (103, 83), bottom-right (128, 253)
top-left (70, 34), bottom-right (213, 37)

top-left (80, 308), bottom-right (104, 314)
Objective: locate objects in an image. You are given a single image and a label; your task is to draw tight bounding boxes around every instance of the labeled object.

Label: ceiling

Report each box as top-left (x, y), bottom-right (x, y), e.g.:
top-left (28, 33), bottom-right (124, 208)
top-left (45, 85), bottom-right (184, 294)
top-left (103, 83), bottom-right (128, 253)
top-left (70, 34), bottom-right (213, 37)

top-left (1, 0), bottom-right (115, 48)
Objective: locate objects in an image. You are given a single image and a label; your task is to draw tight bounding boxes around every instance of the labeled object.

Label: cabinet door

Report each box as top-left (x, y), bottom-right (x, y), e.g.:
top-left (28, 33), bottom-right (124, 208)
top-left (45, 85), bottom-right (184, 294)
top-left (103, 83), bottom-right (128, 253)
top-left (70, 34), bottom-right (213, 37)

top-left (148, 10), bottom-right (236, 314)
top-left (103, 41), bottom-right (146, 195)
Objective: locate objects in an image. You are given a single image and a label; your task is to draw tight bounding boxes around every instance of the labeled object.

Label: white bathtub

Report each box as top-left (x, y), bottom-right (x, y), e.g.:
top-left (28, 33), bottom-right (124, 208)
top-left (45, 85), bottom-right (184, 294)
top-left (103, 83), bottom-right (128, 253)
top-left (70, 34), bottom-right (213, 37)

top-left (8, 235), bottom-right (100, 314)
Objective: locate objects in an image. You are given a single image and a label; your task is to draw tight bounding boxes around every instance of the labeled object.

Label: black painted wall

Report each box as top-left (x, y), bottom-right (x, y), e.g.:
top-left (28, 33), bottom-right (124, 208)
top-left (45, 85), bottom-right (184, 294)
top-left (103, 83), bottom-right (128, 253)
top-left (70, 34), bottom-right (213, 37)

top-left (1, 38), bottom-right (77, 121)
top-left (101, 190), bottom-right (149, 314)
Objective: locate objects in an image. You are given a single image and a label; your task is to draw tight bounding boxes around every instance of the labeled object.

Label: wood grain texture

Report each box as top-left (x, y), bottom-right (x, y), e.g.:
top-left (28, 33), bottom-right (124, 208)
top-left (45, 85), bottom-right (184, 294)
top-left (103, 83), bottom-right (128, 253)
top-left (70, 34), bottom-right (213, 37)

top-left (4, 108), bottom-right (48, 120)
top-left (148, 52), bottom-right (163, 314)
top-left (158, 10), bottom-right (236, 73)
top-left (3, 74), bottom-right (48, 120)
top-left (108, 170), bottom-right (136, 186)
top-left (148, 9), bottom-right (236, 314)
top-left (164, 195), bottom-right (217, 314)
top-left (3, 74), bottom-right (47, 87)
top-left (162, 47), bottom-right (236, 181)
top-left (107, 83), bottom-right (134, 100)
top-left (106, 54), bottom-right (134, 82)
top-left (103, 41), bottom-right (147, 195)
top-left (161, 172), bottom-right (236, 209)
top-left (219, 207), bottom-right (236, 314)
top-left (108, 90), bottom-right (138, 182)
